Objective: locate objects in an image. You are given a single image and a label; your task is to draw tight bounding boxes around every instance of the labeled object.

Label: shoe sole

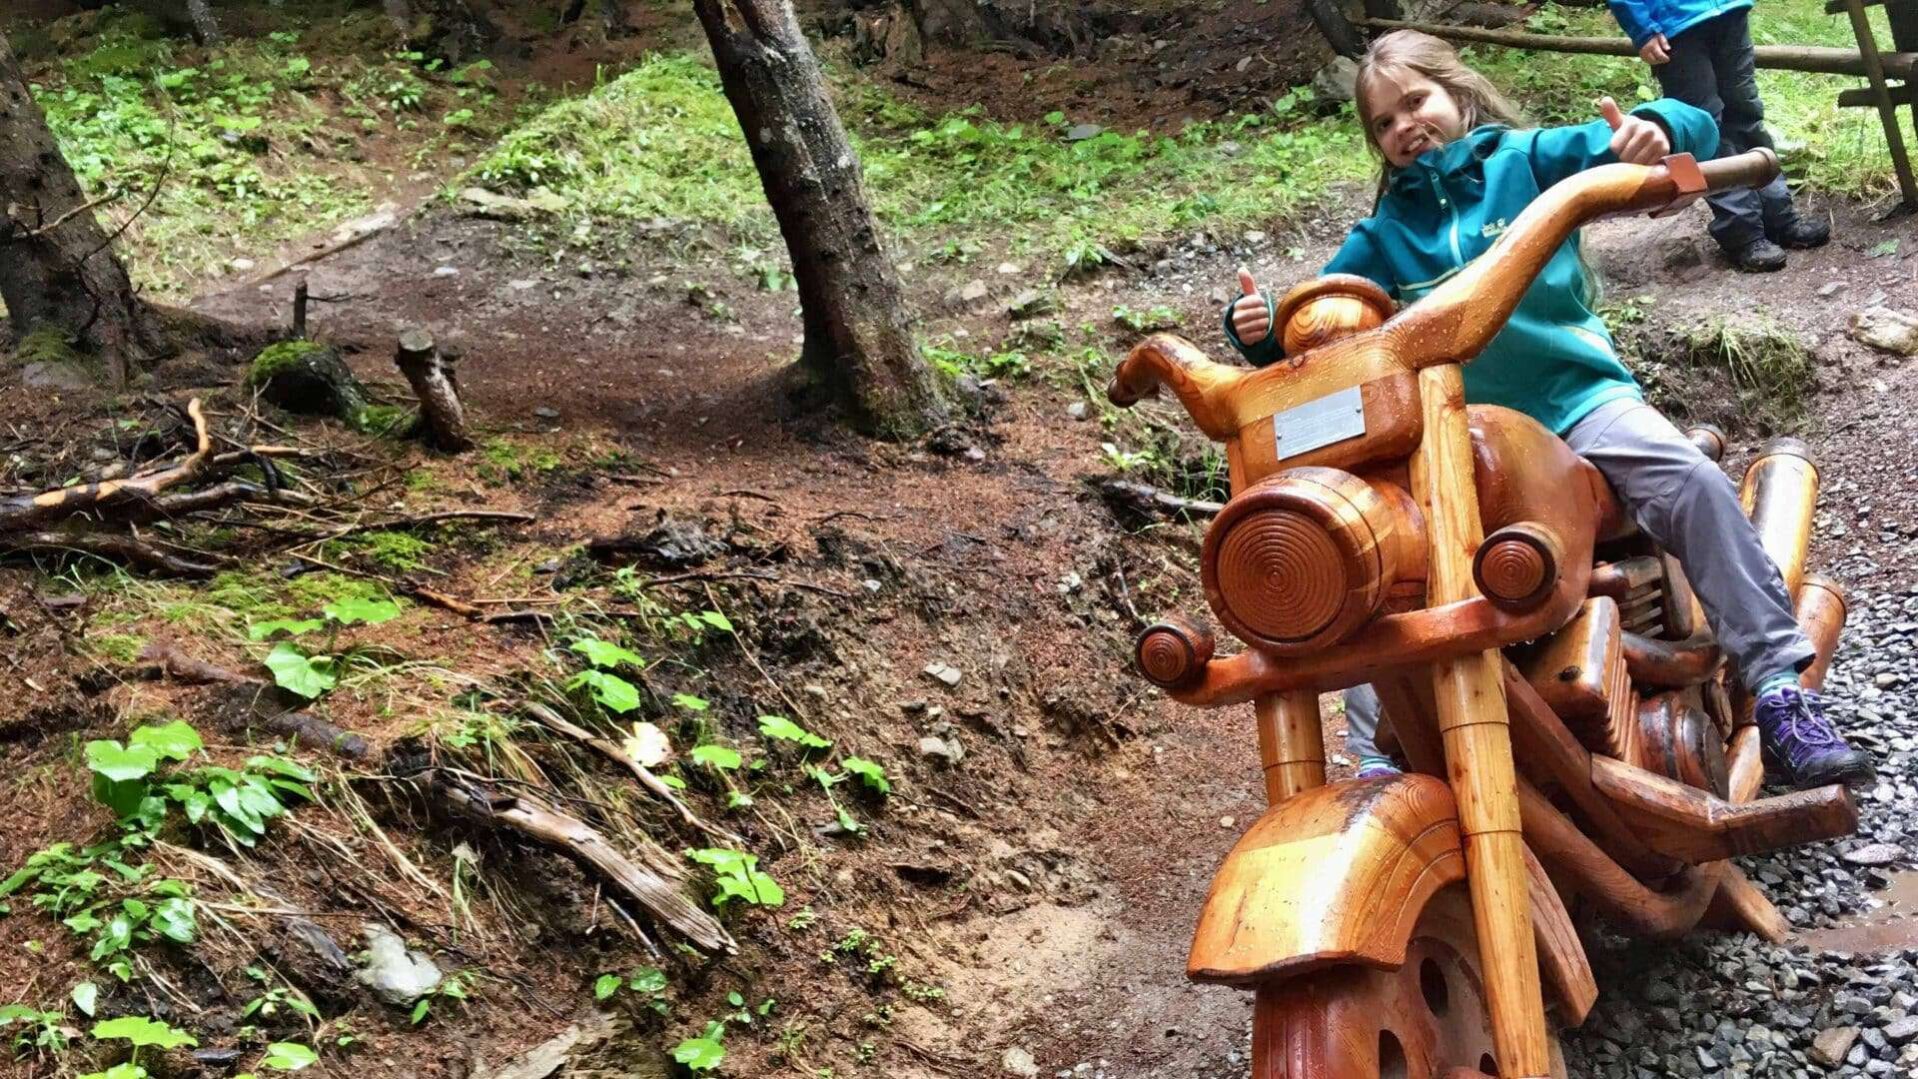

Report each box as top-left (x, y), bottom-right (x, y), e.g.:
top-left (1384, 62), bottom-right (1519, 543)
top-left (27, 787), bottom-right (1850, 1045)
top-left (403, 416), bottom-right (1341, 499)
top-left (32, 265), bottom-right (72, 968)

top-left (1793, 757), bottom-right (1877, 791)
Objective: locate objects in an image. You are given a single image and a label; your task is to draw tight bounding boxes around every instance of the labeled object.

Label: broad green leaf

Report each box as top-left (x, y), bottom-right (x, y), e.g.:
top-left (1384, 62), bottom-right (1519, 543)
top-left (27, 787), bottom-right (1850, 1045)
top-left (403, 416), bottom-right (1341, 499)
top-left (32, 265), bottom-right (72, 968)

top-left (91, 775), bottom-right (149, 819)
top-left (0, 1004), bottom-right (36, 1023)
top-left (151, 897), bottom-right (196, 944)
top-left (688, 848), bottom-right (750, 873)
top-left (841, 757), bottom-right (891, 795)
top-left (689, 744), bottom-right (741, 770)
top-left (744, 870), bottom-right (785, 906)
top-left (697, 610), bottom-right (734, 633)
top-left (246, 755), bottom-right (317, 783)
top-left (90, 914), bottom-right (133, 961)
top-left (757, 715), bottom-right (830, 750)
top-left (86, 741), bottom-right (159, 783)
top-left (628, 968), bottom-right (667, 993)
top-left (671, 1034), bottom-right (726, 1071)
top-left (93, 1014), bottom-right (198, 1049)
top-left (261, 1042), bottom-right (319, 1071)
top-left (410, 998), bottom-right (431, 1024)
top-left (130, 720), bottom-right (203, 762)
top-left (566, 670), bottom-right (640, 714)
top-left (594, 974), bottom-right (622, 1001)
top-left (672, 693), bottom-right (710, 713)
top-left (323, 596), bottom-right (400, 626)
top-left (248, 619), bottom-right (324, 641)
top-left (265, 644), bottom-right (336, 700)
top-left (570, 637), bottom-right (646, 670)
top-left (658, 773), bottom-right (687, 790)
top-left (72, 981), bottom-right (99, 1016)
top-left (64, 911), bottom-right (103, 934)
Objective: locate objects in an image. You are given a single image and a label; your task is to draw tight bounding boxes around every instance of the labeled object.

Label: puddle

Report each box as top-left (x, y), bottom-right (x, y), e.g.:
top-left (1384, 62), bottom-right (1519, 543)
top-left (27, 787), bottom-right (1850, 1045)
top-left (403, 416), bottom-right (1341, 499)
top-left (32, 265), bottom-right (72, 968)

top-left (1793, 869), bottom-right (1918, 954)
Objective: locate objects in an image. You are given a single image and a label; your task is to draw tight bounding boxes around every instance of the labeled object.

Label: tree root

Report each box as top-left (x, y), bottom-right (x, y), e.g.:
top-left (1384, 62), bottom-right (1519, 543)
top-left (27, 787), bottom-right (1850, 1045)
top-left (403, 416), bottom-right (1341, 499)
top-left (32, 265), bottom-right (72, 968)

top-left (523, 702), bottom-right (744, 846)
top-left (0, 398), bottom-right (213, 533)
top-left (430, 768), bottom-right (735, 955)
top-left (5, 531), bottom-right (223, 576)
top-left (138, 641), bottom-right (372, 760)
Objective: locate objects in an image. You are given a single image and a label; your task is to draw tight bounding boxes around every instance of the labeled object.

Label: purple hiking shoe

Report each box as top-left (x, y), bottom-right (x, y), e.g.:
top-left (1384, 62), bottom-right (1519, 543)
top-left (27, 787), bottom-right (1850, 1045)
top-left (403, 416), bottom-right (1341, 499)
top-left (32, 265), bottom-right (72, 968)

top-left (1754, 685), bottom-right (1875, 791)
top-left (1355, 756), bottom-right (1403, 781)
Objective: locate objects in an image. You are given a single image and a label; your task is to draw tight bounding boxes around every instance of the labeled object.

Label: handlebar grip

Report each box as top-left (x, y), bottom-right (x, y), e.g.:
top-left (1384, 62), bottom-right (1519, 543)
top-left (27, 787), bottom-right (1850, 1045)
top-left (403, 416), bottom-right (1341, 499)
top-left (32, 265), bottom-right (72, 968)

top-left (1695, 148), bottom-right (1779, 195)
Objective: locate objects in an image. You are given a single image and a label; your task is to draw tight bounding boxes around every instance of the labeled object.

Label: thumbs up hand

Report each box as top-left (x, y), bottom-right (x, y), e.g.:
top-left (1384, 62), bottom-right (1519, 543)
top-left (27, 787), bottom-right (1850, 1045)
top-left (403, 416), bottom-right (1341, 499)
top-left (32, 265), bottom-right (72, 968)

top-left (1599, 96), bottom-right (1671, 165)
top-left (1231, 267), bottom-right (1273, 345)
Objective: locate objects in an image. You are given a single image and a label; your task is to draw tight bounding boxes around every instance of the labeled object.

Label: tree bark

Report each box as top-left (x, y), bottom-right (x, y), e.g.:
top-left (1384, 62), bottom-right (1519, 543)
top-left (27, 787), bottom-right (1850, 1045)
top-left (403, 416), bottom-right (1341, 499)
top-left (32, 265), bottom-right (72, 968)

top-left (0, 31), bottom-right (169, 385)
top-left (692, 0), bottom-right (947, 438)
top-left (180, 0), bottom-right (222, 44)
top-left (383, 0), bottom-right (497, 62)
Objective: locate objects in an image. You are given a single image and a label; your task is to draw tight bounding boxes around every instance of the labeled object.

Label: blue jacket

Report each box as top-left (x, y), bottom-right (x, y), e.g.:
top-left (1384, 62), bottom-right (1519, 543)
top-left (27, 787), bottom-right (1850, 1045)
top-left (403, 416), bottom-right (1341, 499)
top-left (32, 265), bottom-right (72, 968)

top-left (1223, 98), bottom-right (1718, 435)
top-left (1607, 0), bottom-right (1752, 49)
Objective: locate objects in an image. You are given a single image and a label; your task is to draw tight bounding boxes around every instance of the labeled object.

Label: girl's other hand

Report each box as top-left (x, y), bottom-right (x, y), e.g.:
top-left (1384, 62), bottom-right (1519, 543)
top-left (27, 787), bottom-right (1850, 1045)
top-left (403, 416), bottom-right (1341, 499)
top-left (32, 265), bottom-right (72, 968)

top-left (1232, 268), bottom-right (1273, 344)
top-left (1639, 33), bottom-right (1671, 65)
top-left (1598, 97), bottom-right (1671, 165)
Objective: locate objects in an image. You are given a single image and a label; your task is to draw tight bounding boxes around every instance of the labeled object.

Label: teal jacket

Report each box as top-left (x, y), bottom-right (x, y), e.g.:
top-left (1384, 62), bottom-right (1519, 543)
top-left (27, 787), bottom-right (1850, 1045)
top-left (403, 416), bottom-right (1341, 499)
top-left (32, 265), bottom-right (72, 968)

top-left (1607, 0), bottom-right (1752, 50)
top-left (1223, 98), bottom-right (1718, 435)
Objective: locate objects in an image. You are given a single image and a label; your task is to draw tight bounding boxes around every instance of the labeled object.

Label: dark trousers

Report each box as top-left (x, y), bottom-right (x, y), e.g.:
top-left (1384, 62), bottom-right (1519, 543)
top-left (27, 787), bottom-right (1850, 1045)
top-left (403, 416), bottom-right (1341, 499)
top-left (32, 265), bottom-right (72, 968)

top-left (1653, 8), bottom-right (1797, 249)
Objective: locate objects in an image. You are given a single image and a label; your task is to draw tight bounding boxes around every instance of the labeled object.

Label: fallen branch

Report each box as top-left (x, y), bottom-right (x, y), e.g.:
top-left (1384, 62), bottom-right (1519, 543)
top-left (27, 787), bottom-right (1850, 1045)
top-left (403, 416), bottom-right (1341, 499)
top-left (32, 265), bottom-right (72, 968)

top-left (617, 567), bottom-right (855, 600)
top-left (6, 532), bottom-right (222, 577)
top-left (309, 509), bottom-right (537, 547)
top-left (0, 399), bottom-right (214, 533)
top-left (1099, 479), bottom-right (1223, 521)
top-left (432, 770), bottom-right (735, 954)
top-left (138, 642), bottom-right (372, 760)
top-left (524, 702), bottom-right (744, 846)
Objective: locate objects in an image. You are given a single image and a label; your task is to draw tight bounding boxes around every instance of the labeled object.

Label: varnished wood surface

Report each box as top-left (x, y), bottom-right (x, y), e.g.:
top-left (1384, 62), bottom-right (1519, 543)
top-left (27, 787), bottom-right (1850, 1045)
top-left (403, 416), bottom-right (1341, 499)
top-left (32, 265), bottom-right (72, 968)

top-left (1796, 576), bottom-right (1848, 692)
top-left (1739, 438), bottom-right (1819, 600)
top-left (1256, 691), bottom-right (1328, 804)
top-left (1525, 848), bottom-right (1598, 1026)
top-left (1591, 754), bottom-right (1857, 863)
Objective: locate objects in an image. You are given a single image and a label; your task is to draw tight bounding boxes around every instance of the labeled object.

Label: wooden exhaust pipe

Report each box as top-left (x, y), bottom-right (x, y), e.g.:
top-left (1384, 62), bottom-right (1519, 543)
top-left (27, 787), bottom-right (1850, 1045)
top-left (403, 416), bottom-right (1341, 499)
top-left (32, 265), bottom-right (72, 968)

top-left (1739, 438), bottom-right (1818, 600)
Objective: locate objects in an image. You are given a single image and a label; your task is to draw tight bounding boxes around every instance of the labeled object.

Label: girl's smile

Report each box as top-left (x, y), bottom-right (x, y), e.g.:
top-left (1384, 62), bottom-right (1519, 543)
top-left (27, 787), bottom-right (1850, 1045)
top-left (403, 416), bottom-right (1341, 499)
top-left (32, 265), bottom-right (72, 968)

top-left (1364, 71), bottom-right (1467, 169)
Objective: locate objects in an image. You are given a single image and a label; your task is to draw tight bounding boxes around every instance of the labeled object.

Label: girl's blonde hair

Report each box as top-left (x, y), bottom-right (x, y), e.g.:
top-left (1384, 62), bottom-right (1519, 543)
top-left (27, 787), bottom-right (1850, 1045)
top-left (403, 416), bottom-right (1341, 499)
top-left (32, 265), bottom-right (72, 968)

top-left (1355, 30), bottom-right (1527, 183)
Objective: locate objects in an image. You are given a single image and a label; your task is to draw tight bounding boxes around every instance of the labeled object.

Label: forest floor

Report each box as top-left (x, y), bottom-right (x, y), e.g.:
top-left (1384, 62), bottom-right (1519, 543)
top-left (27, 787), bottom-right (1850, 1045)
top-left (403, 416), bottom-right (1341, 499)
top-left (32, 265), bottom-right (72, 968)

top-left (3, 3), bottom-right (1918, 1079)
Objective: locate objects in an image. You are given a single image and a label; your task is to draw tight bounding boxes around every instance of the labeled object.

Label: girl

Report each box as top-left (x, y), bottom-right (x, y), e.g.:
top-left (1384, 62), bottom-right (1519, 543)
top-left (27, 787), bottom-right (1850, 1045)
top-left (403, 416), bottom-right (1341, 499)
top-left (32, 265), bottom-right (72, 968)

top-left (1222, 30), bottom-right (1871, 791)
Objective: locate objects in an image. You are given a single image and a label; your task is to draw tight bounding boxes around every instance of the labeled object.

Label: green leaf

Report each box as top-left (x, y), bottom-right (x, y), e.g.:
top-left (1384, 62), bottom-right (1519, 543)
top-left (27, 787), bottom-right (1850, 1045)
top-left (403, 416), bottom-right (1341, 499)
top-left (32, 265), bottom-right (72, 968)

top-left (262, 1042), bottom-right (319, 1070)
top-left (86, 741), bottom-right (159, 783)
top-left (689, 744), bottom-right (741, 770)
top-left (628, 968), bottom-right (667, 994)
top-left (841, 757), bottom-right (891, 795)
top-left (1868, 238), bottom-right (1900, 258)
top-left (658, 773), bottom-right (687, 791)
top-left (697, 610), bottom-right (734, 633)
top-left (410, 998), bottom-right (431, 1024)
top-left (594, 974), bottom-right (622, 1001)
top-left (671, 1034), bottom-right (727, 1071)
top-left (566, 670), bottom-right (640, 714)
top-left (672, 693), bottom-right (710, 713)
top-left (151, 897), bottom-right (197, 944)
top-left (688, 848), bottom-right (750, 873)
top-left (130, 720), bottom-right (203, 763)
top-left (246, 755), bottom-right (317, 783)
top-left (248, 619), bottom-right (324, 641)
top-left (72, 981), bottom-right (99, 1016)
top-left (93, 1015), bottom-right (199, 1049)
top-left (570, 637), bottom-right (646, 670)
top-left (91, 774), bottom-right (149, 819)
top-left (757, 715), bottom-right (830, 749)
top-left (323, 596), bottom-right (401, 626)
top-left (265, 643), bottom-right (336, 699)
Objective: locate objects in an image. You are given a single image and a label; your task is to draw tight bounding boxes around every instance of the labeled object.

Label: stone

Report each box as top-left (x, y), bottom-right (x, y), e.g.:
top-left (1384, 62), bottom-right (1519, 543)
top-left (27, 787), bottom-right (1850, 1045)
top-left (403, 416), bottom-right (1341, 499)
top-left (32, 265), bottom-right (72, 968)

top-left (1812, 1026), bottom-right (1860, 1067)
top-left (923, 662), bottom-right (964, 688)
top-left (356, 923), bottom-right (442, 1006)
top-left (1849, 307), bottom-right (1918, 356)
top-left (1818, 281), bottom-right (1846, 298)
top-left (960, 279), bottom-right (990, 303)
top-left (229, 257), bottom-right (256, 273)
top-left (920, 734), bottom-right (963, 765)
top-left (1311, 56), bottom-right (1359, 104)
top-left (434, 265), bottom-right (460, 277)
top-left (1066, 401), bottom-right (1089, 421)
top-left (1003, 1046), bottom-right (1040, 1077)
top-left (1884, 1016), bottom-right (1918, 1044)
top-left (1008, 288), bottom-right (1058, 320)
top-left (471, 1011), bottom-right (629, 1079)
top-left (246, 341), bottom-right (369, 425)
top-left (533, 406), bottom-right (561, 421)
top-left (19, 361), bottom-right (93, 391)
top-left (459, 186), bottom-right (567, 221)
top-left (1064, 124), bottom-right (1104, 142)
top-left (1845, 843), bottom-right (1906, 866)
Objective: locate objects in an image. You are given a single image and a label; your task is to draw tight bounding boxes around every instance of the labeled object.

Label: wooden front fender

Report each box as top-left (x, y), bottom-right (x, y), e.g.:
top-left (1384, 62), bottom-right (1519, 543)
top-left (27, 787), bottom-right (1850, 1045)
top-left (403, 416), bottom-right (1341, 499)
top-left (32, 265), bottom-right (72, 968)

top-left (1188, 775), bottom-right (1465, 987)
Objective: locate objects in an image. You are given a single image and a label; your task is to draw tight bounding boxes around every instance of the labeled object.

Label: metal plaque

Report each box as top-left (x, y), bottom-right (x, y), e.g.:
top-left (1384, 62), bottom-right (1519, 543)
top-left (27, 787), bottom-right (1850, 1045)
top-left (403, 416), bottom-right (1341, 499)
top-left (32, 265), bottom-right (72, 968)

top-left (1273, 385), bottom-right (1365, 460)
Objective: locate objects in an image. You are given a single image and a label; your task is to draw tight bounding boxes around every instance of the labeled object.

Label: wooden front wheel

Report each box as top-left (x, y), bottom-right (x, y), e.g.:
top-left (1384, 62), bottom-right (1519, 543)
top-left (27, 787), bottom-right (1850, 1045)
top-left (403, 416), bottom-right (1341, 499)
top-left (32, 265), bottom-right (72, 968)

top-left (1249, 886), bottom-right (1566, 1079)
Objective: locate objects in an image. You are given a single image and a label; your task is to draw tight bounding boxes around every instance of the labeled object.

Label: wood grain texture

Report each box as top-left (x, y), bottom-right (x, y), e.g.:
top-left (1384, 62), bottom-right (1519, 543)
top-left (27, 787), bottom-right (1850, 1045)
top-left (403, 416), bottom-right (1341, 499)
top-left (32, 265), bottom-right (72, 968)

top-left (1524, 847), bottom-right (1597, 1026)
top-left (1188, 775), bottom-right (1465, 984)
top-left (1796, 575), bottom-right (1848, 692)
top-left (1738, 438), bottom-right (1819, 600)
top-left (1591, 754), bottom-right (1857, 863)
top-left (1256, 691), bottom-right (1328, 804)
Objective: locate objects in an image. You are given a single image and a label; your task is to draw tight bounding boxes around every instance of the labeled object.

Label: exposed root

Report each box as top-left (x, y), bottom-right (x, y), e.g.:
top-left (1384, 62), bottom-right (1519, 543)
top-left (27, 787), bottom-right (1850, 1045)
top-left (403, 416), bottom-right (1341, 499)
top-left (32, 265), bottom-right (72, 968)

top-left (524, 701), bottom-right (745, 846)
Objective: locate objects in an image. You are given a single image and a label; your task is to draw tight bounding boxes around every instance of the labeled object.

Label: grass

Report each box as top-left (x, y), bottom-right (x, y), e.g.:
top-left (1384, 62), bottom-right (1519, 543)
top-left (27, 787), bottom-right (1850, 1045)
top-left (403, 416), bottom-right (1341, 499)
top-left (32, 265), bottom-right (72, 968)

top-left (1469, 0), bottom-right (1906, 199)
top-left (30, 9), bottom-right (515, 294)
top-left (462, 53), bottom-right (1371, 273)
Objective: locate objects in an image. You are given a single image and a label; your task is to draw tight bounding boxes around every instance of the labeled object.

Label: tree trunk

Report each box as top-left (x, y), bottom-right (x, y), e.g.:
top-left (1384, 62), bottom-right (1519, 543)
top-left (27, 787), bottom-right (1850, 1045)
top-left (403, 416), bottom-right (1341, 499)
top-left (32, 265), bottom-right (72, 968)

top-left (383, 0), bottom-right (497, 62)
top-left (692, 0), bottom-right (947, 439)
top-left (180, 0), bottom-right (222, 44)
top-left (0, 31), bottom-right (169, 385)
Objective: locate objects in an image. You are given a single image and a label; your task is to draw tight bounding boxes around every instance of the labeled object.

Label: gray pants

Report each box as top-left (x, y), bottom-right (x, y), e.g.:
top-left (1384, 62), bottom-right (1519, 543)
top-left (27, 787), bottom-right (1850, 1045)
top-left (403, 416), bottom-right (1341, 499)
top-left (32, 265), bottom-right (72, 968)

top-left (1343, 397), bottom-right (1813, 762)
top-left (1652, 8), bottom-right (1796, 250)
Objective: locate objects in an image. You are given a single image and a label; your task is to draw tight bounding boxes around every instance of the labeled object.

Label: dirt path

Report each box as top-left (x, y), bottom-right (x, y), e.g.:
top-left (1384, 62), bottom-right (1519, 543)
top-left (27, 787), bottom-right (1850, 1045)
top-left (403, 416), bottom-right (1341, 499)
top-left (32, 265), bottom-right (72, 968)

top-left (182, 185), bottom-right (1918, 1079)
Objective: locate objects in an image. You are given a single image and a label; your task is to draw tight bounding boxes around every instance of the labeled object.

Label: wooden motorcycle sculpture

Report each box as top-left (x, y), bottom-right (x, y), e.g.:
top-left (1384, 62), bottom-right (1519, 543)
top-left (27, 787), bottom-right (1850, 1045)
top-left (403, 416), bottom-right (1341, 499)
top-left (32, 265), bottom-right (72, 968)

top-left (1108, 148), bottom-right (1856, 1079)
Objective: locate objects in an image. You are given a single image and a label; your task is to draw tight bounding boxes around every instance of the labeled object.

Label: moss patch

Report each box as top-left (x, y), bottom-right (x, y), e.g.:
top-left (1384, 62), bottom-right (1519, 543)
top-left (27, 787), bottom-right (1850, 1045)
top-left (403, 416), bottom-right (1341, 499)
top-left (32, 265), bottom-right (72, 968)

top-left (247, 339), bottom-right (333, 385)
top-left (8, 326), bottom-right (87, 369)
top-left (1627, 314), bottom-right (1817, 436)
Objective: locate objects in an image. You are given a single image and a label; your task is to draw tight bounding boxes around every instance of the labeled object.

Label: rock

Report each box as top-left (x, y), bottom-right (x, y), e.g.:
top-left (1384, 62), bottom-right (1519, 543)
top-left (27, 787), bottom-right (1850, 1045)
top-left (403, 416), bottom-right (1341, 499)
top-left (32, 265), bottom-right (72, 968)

top-left (1003, 1046), bottom-right (1041, 1077)
top-left (1311, 57), bottom-right (1359, 104)
top-left (995, 261), bottom-right (1023, 276)
top-left (949, 279), bottom-right (990, 308)
top-left (533, 406), bottom-right (561, 421)
top-left (19, 361), bottom-right (93, 391)
top-left (1850, 307), bottom-right (1918, 356)
top-left (192, 1048), bottom-right (243, 1066)
top-left (919, 734), bottom-right (964, 765)
top-left (246, 341), bottom-right (371, 427)
top-left (1008, 288), bottom-right (1058, 320)
top-left (508, 279), bottom-right (537, 291)
top-left (923, 662), bottom-right (963, 688)
top-left (356, 923), bottom-right (442, 1006)
top-left (433, 265), bottom-right (460, 277)
top-left (1886, 1016), bottom-right (1918, 1044)
top-left (1813, 1026), bottom-right (1862, 1067)
top-left (1066, 401), bottom-right (1089, 421)
top-left (963, 446), bottom-right (987, 463)
top-left (229, 257), bottom-right (256, 273)
top-left (459, 186), bottom-right (567, 221)
top-left (471, 1011), bottom-right (628, 1079)
top-left (1818, 281), bottom-right (1846, 298)
top-left (1845, 843), bottom-right (1906, 866)
top-left (1064, 124), bottom-right (1103, 141)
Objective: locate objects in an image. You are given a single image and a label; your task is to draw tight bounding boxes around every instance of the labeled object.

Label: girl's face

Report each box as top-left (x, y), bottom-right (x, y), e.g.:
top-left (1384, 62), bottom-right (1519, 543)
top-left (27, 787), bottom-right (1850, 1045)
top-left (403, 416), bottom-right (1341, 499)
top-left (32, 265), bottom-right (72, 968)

top-left (1364, 70), bottom-right (1466, 169)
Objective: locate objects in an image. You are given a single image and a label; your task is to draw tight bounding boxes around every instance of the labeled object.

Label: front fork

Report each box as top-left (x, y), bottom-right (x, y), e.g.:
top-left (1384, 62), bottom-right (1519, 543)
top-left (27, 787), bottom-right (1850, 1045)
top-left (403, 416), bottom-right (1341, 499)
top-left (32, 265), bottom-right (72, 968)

top-left (1253, 365), bottom-right (1551, 1078)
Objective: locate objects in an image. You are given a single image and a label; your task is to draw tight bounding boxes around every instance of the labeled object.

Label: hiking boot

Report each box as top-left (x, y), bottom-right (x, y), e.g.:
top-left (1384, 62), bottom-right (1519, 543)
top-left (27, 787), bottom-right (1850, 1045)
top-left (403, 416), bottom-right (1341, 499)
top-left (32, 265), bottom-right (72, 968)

top-left (1769, 214), bottom-right (1831, 250)
top-left (1355, 756), bottom-right (1403, 781)
top-left (1729, 237), bottom-right (1788, 273)
top-left (1755, 685), bottom-right (1875, 790)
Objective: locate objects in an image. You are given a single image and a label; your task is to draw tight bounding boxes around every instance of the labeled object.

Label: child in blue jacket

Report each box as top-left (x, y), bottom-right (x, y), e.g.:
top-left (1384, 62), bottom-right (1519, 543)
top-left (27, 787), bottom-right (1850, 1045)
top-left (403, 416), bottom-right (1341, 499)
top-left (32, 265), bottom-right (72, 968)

top-left (1608, 0), bottom-right (1828, 270)
top-left (1222, 30), bottom-right (1871, 790)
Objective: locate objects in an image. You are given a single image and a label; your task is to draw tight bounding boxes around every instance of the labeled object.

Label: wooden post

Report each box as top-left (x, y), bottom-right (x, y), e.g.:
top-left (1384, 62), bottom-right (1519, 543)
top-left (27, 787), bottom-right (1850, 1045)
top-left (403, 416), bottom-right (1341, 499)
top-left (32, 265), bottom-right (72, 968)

top-left (1254, 690), bottom-right (1326, 805)
top-left (1836, 0), bottom-right (1918, 207)
top-left (394, 328), bottom-right (474, 452)
top-left (1738, 438), bottom-right (1818, 600)
top-left (292, 275), bottom-right (309, 339)
top-left (1410, 364), bottom-right (1551, 1079)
